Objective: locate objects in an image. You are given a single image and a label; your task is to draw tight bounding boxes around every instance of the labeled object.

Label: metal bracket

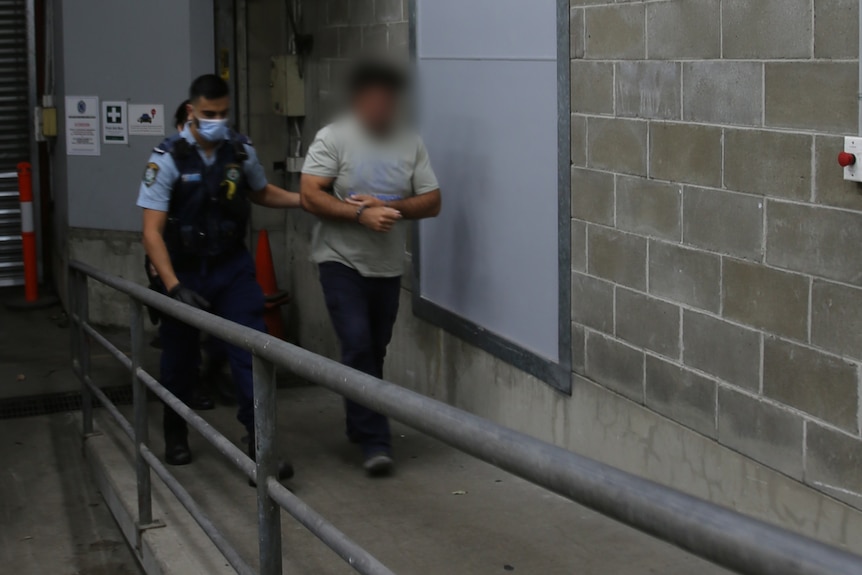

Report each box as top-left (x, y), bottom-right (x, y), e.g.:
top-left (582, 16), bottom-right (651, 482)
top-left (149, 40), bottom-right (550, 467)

top-left (135, 519), bottom-right (166, 551)
top-left (137, 519), bottom-right (166, 532)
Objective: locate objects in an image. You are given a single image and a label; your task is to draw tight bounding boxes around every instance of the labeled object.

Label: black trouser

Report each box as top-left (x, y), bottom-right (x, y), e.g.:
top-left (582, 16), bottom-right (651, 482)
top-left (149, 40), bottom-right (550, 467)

top-left (318, 262), bottom-right (401, 457)
top-left (161, 251), bottom-right (265, 432)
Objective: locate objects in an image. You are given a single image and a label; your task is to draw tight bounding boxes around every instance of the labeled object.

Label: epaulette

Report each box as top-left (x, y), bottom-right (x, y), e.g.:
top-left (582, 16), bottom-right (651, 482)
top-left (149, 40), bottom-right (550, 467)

top-left (155, 133), bottom-right (186, 157)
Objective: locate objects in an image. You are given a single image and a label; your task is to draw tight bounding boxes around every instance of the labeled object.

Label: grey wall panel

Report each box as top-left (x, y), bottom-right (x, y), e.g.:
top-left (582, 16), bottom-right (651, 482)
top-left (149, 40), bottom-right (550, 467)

top-left (416, 0), bottom-right (560, 363)
top-left (416, 0), bottom-right (556, 60)
top-left (58, 0), bottom-right (213, 232)
top-left (418, 59), bottom-right (559, 360)
top-left (189, 0), bottom-right (215, 79)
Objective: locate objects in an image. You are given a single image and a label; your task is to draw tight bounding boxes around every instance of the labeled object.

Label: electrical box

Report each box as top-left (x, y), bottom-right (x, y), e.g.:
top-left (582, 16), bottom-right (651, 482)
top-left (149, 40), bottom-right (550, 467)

top-left (271, 55), bottom-right (305, 117)
top-left (41, 107), bottom-right (58, 138)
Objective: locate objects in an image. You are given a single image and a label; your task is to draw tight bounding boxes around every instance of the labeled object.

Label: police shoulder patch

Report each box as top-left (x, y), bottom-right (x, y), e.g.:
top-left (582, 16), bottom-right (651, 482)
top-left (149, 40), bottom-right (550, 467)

top-left (143, 162), bottom-right (159, 187)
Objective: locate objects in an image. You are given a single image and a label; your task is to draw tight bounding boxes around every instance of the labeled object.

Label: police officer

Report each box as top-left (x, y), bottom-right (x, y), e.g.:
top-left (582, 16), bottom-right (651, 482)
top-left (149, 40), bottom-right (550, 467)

top-left (137, 74), bottom-right (300, 477)
top-left (144, 99), bottom-right (231, 409)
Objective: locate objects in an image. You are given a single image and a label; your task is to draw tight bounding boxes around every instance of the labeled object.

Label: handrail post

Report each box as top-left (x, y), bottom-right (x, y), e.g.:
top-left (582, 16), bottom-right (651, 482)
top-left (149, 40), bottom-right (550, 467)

top-left (253, 356), bottom-right (282, 575)
top-left (70, 268), bottom-right (94, 436)
top-left (79, 271), bottom-right (92, 435)
top-left (131, 298), bottom-right (154, 527)
top-left (68, 268), bottom-right (78, 376)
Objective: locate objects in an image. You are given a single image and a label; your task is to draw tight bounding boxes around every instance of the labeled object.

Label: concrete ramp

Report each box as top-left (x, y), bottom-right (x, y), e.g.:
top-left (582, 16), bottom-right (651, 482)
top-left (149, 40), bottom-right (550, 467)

top-left (88, 385), bottom-right (730, 575)
top-left (86, 411), bottom-right (236, 575)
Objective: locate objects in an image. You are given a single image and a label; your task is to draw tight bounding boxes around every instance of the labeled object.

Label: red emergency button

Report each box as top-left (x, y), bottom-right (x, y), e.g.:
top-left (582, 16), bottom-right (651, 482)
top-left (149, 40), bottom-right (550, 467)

top-left (839, 152), bottom-right (856, 167)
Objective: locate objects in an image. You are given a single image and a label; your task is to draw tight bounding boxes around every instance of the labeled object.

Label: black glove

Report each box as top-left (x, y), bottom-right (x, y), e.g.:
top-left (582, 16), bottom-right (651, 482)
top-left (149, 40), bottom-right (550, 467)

top-left (168, 284), bottom-right (210, 310)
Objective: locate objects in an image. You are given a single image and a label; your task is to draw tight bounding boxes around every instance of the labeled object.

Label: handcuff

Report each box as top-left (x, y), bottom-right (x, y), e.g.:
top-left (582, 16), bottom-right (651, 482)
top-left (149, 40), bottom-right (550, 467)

top-left (356, 204), bottom-right (368, 222)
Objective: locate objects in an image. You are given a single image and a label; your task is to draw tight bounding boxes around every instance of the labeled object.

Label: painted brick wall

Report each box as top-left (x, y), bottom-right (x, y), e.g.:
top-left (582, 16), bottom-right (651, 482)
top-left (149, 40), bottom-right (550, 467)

top-left (311, 0), bottom-right (409, 122)
top-left (570, 0), bottom-right (862, 508)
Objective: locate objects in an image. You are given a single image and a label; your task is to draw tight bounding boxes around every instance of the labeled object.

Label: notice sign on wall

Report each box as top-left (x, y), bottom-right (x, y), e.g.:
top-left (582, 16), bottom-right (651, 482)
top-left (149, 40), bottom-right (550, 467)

top-left (65, 96), bottom-right (100, 156)
top-left (102, 101), bottom-right (128, 145)
top-left (128, 104), bottom-right (165, 136)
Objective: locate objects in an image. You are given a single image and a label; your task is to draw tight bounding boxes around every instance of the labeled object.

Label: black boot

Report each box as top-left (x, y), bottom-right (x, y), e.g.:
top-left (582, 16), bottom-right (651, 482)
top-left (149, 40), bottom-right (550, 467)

top-left (247, 430), bottom-right (294, 487)
top-left (163, 405), bottom-right (191, 466)
top-left (188, 388), bottom-right (215, 411)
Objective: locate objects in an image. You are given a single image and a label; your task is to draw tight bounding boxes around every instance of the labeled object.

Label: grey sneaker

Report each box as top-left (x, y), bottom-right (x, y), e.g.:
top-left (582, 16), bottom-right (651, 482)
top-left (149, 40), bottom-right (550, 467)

top-left (363, 453), bottom-right (394, 477)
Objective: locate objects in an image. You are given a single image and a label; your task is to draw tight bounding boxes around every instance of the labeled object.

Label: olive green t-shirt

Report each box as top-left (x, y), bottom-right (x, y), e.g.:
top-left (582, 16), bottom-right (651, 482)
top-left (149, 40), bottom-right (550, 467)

top-left (302, 117), bottom-right (440, 277)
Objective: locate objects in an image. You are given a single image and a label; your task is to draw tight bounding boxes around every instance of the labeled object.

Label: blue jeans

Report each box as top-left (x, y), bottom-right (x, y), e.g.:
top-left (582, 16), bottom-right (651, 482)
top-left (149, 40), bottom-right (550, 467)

top-left (160, 250), bottom-right (266, 432)
top-left (318, 262), bottom-right (401, 456)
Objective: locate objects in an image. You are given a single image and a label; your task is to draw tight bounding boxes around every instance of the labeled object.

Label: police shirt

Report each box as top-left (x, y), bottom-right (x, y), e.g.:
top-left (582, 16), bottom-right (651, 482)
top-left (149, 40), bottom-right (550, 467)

top-left (136, 124), bottom-right (268, 212)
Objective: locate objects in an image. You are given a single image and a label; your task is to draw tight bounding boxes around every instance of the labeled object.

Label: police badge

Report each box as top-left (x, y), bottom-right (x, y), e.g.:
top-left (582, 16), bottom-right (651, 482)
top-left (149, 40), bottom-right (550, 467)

top-left (223, 164), bottom-right (242, 200)
top-left (225, 164), bottom-right (241, 183)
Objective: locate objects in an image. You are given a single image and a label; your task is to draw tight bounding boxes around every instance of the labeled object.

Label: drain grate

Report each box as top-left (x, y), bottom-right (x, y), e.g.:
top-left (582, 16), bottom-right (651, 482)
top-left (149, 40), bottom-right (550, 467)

top-left (0, 386), bottom-right (136, 420)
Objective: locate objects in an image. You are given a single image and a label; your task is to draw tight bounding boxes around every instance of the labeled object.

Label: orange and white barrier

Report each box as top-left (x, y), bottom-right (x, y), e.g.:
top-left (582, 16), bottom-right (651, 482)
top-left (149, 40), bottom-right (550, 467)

top-left (17, 161), bottom-right (38, 302)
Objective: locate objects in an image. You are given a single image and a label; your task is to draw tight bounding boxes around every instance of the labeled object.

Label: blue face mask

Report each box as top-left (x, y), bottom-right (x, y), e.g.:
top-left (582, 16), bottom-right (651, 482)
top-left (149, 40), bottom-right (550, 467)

top-left (196, 117), bottom-right (229, 142)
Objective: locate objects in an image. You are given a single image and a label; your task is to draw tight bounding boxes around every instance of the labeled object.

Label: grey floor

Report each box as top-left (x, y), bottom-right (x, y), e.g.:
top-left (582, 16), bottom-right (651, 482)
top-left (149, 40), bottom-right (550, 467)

top-left (0, 413), bottom-right (140, 575)
top-left (0, 290), bottom-right (141, 574)
top-left (0, 288), bottom-right (731, 574)
top-left (101, 386), bottom-right (730, 575)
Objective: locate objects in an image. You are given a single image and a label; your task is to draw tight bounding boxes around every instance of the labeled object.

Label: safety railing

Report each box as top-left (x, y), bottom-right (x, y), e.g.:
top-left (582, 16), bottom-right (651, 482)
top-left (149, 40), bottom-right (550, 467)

top-left (68, 259), bottom-right (862, 575)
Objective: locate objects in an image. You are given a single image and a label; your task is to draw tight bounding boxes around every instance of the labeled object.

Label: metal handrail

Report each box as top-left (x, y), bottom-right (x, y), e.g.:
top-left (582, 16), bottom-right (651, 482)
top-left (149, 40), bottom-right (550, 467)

top-left (69, 263), bottom-right (394, 575)
top-left (68, 259), bottom-right (862, 575)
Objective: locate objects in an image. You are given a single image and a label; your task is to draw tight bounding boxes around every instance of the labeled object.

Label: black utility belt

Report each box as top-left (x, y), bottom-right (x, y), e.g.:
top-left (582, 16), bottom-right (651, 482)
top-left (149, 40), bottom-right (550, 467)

top-left (170, 247), bottom-right (244, 272)
top-left (167, 219), bottom-right (243, 246)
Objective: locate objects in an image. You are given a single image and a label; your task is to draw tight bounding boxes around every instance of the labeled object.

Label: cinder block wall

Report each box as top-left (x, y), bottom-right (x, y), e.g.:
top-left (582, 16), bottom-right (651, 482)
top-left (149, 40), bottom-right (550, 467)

top-left (570, 0), bottom-right (862, 508)
top-left (314, 0), bottom-right (409, 120)
top-left (281, 0), bottom-right (862, 535)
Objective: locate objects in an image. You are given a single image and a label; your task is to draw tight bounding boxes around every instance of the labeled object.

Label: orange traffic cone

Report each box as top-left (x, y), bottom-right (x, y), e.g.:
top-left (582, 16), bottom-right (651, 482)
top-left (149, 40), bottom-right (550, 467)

top-left (255, 230), bottom-right (290, 340)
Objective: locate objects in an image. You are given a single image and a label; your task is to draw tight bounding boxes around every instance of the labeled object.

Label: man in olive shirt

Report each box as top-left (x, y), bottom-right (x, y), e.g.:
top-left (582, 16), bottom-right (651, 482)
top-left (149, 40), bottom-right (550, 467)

top-left (301, 59), bottom-right (441, 475)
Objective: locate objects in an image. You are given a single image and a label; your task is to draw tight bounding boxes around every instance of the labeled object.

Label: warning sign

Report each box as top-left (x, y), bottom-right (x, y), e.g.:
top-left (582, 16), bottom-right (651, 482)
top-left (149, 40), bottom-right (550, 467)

top-left (65, 96), bottom-right (100, 156)
top-left (128, 104), bottom-right (165, 137)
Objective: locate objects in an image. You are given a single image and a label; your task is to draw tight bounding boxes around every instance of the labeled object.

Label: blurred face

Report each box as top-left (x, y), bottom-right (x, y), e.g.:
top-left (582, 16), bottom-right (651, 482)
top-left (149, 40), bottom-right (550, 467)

top-left (353, 85), bottom-right (399, 134)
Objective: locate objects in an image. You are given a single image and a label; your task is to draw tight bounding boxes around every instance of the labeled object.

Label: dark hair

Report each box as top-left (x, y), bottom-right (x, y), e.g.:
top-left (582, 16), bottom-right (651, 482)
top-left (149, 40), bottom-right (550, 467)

top-left (189, 74), bottom-right (230, 102)
top-left (347, 58), bottom-right (408, 97)
top-left (174, 99), bottom-right (190, 128)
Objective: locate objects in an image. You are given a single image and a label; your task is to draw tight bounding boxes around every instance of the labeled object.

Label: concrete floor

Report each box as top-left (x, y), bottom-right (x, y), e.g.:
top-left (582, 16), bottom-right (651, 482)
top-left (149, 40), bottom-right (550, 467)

top-left (0, 287), bottom-right (732, 574)
top-left (0, 287), bottom-right (141, 401)
top-left (104, 387), bottom-right (731, 575)
top-left (0, 288), bottom-right (142, 574)
top-left (0, 413), bottom-right (140, 574)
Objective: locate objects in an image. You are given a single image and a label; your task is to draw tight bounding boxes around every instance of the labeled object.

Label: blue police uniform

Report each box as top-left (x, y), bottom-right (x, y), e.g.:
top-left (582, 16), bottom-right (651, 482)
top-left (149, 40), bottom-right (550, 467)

top-left (137, 125), bottom-right (268, 435)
